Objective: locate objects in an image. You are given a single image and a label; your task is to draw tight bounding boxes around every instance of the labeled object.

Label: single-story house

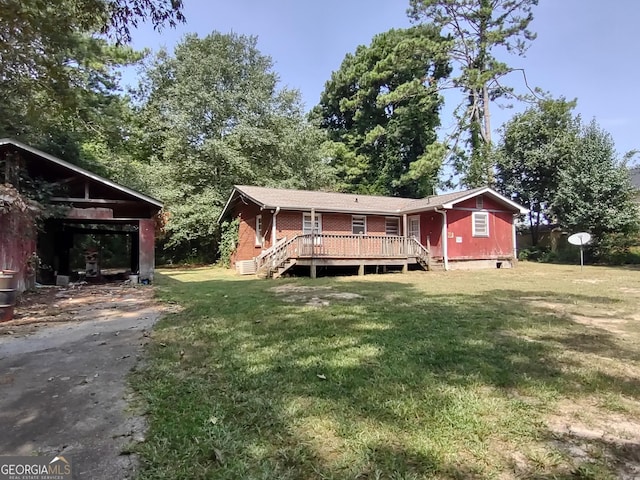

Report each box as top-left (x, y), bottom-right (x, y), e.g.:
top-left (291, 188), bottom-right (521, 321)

top-left (0, 139), bottom-right (162, 293)
top-left (219, 185), bottom-right (528, 278)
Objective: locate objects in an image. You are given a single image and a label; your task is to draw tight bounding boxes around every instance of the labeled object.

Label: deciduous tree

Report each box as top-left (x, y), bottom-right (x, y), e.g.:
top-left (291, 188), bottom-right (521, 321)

top-left (133, 32), bottom-right (334, 261)
top-left (552, 121), bottom-right (639, 244)
top-left (495, 98), bottom-right (578, 245)
top-left (0, 0), bottom-right (183, 164)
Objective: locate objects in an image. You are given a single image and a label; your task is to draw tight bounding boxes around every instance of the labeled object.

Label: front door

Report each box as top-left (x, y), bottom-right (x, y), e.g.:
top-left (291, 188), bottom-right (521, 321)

top-left (408, 215), bottom-right (420, 242)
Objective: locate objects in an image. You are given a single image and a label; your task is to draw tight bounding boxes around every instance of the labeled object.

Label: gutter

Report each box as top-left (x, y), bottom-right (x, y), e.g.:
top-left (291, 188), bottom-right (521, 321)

top-left (434, 208), bottom-right (449, 271)
top-left (272, 206), bottom-right (280, 245)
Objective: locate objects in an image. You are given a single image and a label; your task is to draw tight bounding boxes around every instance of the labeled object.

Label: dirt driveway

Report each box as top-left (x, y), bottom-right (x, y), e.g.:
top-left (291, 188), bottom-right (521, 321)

top-left (0, 283), bottom-right (164, 479)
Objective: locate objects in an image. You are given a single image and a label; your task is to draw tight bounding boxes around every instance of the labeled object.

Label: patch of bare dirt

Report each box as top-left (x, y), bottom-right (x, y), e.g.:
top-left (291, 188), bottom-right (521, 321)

top-left (619, 287), bottom-right (640, 295)
top-left (519, 296), bottom-right (633, 336)
top-left (0, 283), bottom-right (156, 336)
top-left (547, 399), bottom-right (640, 479)
top-left (570, 314), bottom-right (630, 335)
top-left (270, 285), bottom-right (363, 307)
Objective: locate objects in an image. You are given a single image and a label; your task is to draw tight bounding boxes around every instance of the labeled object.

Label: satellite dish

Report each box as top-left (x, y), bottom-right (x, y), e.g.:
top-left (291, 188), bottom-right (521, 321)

top-left (567, 232), bottom-right (592, 270)
top-left (568, 232), bottom-right (592, 246)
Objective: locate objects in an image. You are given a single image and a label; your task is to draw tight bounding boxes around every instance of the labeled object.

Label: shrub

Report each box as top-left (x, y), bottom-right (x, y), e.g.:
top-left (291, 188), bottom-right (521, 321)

top-left (218, 218), bottom-right (240, 268)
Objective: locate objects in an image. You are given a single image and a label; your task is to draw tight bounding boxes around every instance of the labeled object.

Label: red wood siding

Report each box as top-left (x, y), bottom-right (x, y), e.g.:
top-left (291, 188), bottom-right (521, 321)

top-left (446, 208), bottom-right (514, 259)
top-left (454, 194), bottom-right (509, 211)
top-left (420, 212), bottom-right (443, 258)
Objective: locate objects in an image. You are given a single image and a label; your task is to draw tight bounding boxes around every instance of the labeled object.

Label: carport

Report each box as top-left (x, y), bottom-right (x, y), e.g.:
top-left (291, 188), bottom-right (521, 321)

top-left (0, 139), bottom-right (162, 289)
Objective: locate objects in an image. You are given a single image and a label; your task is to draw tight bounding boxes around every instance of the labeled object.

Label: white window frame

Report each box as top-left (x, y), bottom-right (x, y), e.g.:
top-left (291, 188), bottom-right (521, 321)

top-left (472, 211), bottom-right (489, 237)
top-left (352, 215), bottom-right (366, 235)
top-left (385, 217), bottom-right (400, 236)
top-left (408, 215), bottom-right (420, 240)
top-left (302, 212), bottom-right (322, 235)
top-left (476, 196), bottom-right (484, 209)
top-left (255, 214), bottom-right (263, 246)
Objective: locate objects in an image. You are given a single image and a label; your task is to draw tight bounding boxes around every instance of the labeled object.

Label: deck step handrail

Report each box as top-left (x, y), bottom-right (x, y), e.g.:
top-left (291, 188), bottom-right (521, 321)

top-left (407, 236), bottom-right (430, 267)
top-left (256, 235), bottom-right (299, 274)
top-left (255, 236), bottom-right (288, 268)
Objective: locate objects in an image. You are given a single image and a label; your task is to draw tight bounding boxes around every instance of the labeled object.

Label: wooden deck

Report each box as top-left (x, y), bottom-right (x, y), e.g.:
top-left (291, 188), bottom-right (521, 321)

top-left (255, 234), bottom-right (431, 278)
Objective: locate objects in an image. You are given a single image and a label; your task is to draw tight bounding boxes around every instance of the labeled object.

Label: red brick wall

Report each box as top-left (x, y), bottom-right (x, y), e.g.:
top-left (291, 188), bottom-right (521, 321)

top-left (275, 211), bottom-right (302, 241)
top-left (230, 205), bottom-right (405, 263)
top-left (274, 211), bottom-right (398, 237)
top-left (231, 202), bottom-right (275, 263)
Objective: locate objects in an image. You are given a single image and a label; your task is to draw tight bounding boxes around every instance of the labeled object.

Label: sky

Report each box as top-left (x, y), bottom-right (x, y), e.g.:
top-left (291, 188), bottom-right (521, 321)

top-left (126, 0), bottom-right (640, 159)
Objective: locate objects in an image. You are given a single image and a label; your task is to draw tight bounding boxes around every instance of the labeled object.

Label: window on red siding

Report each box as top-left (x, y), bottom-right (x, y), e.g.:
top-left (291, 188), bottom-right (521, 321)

top-left (472, 212), bottom-right (489, 237)
top-left (476, 196), bottom-right (484, 209)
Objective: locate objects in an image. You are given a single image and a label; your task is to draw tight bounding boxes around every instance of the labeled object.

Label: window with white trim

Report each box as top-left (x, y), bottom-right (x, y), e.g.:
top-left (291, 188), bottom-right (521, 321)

top-left (472, 211), bottom-right (489, 237)
top-left (476, 196), bottom-right (484, 209)
top-left (352, 215), bottom-right (366, 234)
top-left (255, 215), bottom-right (263, 246)
top-left (302, 213), bottom-right (322, 234)
top-left (385, 217), bottom-right (400, 236)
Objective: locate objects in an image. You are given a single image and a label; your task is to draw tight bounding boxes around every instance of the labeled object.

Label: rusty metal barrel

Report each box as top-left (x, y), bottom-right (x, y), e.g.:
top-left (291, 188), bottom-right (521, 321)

top-left (0, 270), bottom-right (18, 322)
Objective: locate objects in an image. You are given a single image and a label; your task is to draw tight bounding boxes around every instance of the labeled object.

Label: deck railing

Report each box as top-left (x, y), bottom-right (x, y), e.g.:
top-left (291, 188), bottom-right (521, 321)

top-left (255, 234), bottom-right (430, 275)
top-left (294, 234), bottom-right (414, 258)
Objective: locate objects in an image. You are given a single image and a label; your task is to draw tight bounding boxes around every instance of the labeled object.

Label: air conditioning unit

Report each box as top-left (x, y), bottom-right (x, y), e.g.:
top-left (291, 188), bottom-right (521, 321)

top-left (235, 260), bottom-right (257, 275)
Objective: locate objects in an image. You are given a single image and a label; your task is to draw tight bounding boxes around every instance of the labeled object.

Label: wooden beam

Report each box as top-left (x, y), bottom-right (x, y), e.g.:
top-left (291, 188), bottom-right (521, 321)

top-left (297, 258), bottom-right (419, 267)
top-left (51, 197), bottom-right (139, 205)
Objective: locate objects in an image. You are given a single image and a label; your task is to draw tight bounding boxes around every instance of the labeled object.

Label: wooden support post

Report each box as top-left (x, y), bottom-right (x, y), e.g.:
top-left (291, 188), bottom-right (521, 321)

top-left (130, 232), bottom-right (139, 273)
top-left (139, 219), bottom-right (155, 282)
top-left (358, 263), bottom-right (364, 276)
top-left (402, 261), bottom-right (408, 274)
top-left (310, 207), bottom-right (315, 279)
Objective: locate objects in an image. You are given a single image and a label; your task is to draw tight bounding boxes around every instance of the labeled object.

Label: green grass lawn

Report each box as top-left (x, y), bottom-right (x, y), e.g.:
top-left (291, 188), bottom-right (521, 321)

top-left (132, 263), bottom-right (640, 479)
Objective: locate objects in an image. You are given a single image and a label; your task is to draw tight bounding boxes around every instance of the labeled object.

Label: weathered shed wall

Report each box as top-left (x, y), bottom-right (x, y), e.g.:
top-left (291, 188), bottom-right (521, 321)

top-left (0, 211), bottom-right (37, 292)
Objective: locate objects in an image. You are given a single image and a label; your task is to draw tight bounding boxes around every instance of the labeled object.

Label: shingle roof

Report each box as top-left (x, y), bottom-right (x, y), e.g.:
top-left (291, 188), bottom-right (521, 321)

top-left (402, 187), bottom-right (487, 212)
top-left (225, 185), bottom-right (527, 218)
top-left (235, 185), bottom-right (409, 214)
top-left (631, 167), bottom-right (640, 190)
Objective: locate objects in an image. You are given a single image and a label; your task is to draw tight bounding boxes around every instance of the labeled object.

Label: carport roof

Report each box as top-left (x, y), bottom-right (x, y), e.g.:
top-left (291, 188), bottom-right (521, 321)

top-left (0, 138), bottom-right (163, 209)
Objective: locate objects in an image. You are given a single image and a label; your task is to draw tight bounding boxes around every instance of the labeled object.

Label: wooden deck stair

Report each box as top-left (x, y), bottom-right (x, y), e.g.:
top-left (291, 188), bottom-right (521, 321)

top-left (273, 258), bottom-right (297, 279)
